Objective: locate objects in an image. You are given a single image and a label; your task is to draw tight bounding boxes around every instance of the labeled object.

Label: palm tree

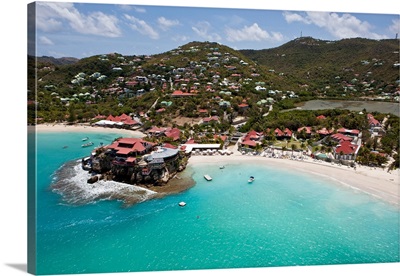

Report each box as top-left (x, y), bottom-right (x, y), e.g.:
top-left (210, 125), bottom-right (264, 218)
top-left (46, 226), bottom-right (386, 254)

top-left (282, 146), bottom-right (287, 157)
top-left (291, 144), bottom-right (297, 157)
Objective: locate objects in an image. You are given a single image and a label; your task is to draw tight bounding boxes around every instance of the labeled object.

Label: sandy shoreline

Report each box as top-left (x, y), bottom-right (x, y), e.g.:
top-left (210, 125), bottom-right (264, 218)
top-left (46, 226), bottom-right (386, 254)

top-left (187, 155), bottom-right (400, 207)
top-left (33, 123), bottom-right (146, 137)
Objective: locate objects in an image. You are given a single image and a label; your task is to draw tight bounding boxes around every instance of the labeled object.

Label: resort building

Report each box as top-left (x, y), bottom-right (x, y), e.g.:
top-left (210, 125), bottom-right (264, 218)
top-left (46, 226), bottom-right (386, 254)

top-left (333, 140), bottom-right (360, 161)
top-left (107, 138), bottom-right (155, 157)
top-left (297, 126), bottom-right (312, 139)
top-left (147, 127), bottom-right (181, 141)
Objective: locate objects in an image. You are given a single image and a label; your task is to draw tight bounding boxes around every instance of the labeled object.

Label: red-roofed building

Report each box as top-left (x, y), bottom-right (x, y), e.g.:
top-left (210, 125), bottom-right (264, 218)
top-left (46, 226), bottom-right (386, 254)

top-left (317, 127), bottom-right (333, 136)
top-left (202, 116), bottom-right (219, 124)
top-left (238, 103), bottom-right (249, 112)
top-left (171, 90), bottom-right (194, 97)
top-left (162, 143), bottom-right (178, 149)
top-left (103, 113), bottom-right (140, 128)
top-left (367, 114), bottom-right (381, 128)
top-left (274, 128), bottom-right (286, 139)
top-left (107, 137), bottom-right (155, 157)
top-left (106, 114), bottom-right (115, 121)
top-left (185, 139), bottom-right (196, 144)
top-left (214, 134), bottom-right (228, 143)
top-left (241, 139), bottom-right (257, 147)
top-left (283, 128), bottom-right (292, 138)
top-left (334, 141), bottom-right (359, 160)
top-left (337, 128), bottom-right (360, 136)
top-left (198, 109), bottom-right (208, 116)
top-left (297, 126), bottom-right (312, 138)
top-left (316, 115), bottom-right (326, 120)
top-left (148, 126), bottom-right (166, 136)
top-left (94, 114), bottom-right (106, 120)
top-left (331, 133), bottom-right (353, 142)
top-left (165, 128), bottom-right (181, 141)
top-left (241, 130), bottom-right (261, 148)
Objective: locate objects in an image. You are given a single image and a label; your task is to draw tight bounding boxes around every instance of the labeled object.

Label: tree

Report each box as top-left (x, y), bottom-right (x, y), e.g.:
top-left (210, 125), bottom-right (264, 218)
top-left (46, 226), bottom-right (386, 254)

top-left (68, 104), bottom-right (76, 123)
top-left (291, 143), bottom-right (297, 156)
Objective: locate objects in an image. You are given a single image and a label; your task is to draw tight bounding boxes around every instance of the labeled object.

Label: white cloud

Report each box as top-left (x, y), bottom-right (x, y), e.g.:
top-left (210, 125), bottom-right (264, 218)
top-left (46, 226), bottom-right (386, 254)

top-left (389, 18), bottom-right (400, 35)
top-left (117, 5), bottom-right (146, 13)
top-left (36, 2), bottom-right (121, 37)
top-left (39, 36), bottom-right (54, 45)
top-left (283, 11), bottom-right (388, 40)
top-left (225, 23), bottom-right (283, 42)
top-left (157, 17), bottom-right (179, 31)
top-left (132, 6), bottom-right (146, 13)
top-left (283, 11), bottom-right (311, 25)
top-left (172, 35), bottom-right (190, 42)
top-left (192, 21), bottom-right (221, 41)
top-left (124, 14), bottom-right (159, 39)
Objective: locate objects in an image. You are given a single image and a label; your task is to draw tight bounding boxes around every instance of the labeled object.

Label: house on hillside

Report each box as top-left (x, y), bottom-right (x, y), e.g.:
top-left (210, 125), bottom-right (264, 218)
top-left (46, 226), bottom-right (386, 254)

top-left (367, 113), bottom-right (382, 128)
top-left (202, 116), bottom-right (219, 125)
top-left (171, 90), bottom-right (194, 97)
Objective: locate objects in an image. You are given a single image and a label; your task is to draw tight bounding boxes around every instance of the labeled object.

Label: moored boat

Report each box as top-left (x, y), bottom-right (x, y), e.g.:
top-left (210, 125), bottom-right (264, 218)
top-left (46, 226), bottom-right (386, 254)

top-left (178, 201), bottom-right (186, 207)
top-left (82, 141), bottom-right (94, 147)
top-left (204, 174), bottom-right (212, 181)
top-left (248, 176), bottom-right (255, 183)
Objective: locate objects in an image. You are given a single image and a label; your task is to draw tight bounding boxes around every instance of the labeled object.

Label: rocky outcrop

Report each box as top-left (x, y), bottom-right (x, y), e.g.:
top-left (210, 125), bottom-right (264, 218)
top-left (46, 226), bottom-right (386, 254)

top-left (85, 149), bottom-right (190, 187)
top-left (87, 175), bottom-right (99, 184)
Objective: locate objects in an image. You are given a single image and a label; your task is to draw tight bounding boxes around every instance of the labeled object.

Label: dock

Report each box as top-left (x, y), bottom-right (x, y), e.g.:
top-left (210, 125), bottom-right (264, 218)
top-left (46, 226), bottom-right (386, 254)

top-left (204, 174), bottom-right (212, 181)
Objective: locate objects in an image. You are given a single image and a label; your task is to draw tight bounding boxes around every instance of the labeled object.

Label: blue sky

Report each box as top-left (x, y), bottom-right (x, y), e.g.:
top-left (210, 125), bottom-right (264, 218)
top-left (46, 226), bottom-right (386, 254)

top-left (31, 1), bottom-right (399, 58)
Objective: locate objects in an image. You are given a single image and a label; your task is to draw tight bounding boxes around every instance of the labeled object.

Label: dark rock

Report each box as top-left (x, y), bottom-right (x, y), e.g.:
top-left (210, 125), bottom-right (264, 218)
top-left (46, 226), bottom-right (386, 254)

top-left (87, 175), bottom-right (98, 184)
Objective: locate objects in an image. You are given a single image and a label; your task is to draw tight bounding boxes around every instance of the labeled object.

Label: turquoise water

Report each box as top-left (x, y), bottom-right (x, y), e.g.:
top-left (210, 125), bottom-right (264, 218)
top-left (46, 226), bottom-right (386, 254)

top-left (32, 131), bottom-right (399, 275)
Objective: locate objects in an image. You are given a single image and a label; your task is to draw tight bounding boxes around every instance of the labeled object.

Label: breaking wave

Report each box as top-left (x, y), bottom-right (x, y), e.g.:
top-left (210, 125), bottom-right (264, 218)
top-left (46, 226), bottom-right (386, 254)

top-left (50, 159), bottom-right (158, 207)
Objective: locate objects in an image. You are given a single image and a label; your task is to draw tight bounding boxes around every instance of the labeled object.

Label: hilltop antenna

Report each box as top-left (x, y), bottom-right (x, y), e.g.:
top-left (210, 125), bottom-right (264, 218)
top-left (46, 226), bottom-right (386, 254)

top-left (396, 33), bottom-right (398, 39)
top-left (300, 31), bottom-right (302, 38)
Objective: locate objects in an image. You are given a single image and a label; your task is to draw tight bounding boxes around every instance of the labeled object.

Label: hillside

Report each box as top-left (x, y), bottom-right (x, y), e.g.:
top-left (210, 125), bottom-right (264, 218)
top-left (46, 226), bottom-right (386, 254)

top-left (240, 37), bottom-right (399, 95)
top-left (28, 38), bottom-right (399, 126)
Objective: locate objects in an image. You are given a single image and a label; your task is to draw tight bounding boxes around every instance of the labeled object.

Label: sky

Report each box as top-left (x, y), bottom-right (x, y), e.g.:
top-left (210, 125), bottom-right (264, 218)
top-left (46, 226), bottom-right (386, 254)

top-left (30, 0), bottom-right (400, 58)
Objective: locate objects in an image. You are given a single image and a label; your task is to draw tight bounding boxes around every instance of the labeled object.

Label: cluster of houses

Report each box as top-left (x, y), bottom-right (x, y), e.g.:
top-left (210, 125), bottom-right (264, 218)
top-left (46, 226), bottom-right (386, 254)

top-left (236, 112), bottom-right (386, 163)
top-left (240, 126), bottom-right (361, 162)
top-left (93, 113), bottom-right (141, 129)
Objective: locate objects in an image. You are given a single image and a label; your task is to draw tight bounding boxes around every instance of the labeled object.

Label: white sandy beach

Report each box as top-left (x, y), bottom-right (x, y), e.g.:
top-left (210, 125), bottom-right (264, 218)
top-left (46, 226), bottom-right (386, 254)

top-left (33, 123), bottom-right (146, 137)
top-left (188, 154), bottom-right (400, 207)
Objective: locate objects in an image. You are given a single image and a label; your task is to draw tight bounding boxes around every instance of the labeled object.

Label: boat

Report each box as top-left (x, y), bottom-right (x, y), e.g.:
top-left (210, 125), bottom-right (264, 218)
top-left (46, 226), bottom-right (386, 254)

top-left (219, 165), bottom-right (225, 169)
top-left (82, 141), bottom-right (94, 147)
top-left (248, 176), bottom-right (255, 183)
top-left (178, 202), bottom-right (186, 207)
top-left (82, 137), bottom-right (89, 141)
top-left (204, 174), bottom-right (212, 181)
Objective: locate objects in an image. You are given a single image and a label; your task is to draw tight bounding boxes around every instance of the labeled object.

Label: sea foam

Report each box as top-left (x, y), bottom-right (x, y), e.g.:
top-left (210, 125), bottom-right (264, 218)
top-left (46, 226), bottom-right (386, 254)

top-left (51, 159), bottom-right (157, 207)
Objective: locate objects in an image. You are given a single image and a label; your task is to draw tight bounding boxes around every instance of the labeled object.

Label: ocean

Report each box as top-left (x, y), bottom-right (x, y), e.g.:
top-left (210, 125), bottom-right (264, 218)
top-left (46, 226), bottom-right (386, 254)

top-left (31, 131), bottom-right (399, 275)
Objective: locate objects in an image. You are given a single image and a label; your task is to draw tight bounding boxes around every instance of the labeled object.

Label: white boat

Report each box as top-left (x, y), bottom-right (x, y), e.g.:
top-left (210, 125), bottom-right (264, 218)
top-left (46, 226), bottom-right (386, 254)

top-left (82, 137), bottom-right (89, 141)
top-left (204, 174), bottom-right (212, 181)
top-left (178, 202), bottom-right (186, 207)
top-left (248, 176), bottom-right (255, 183)
top-left (82, 141), bottom-right (94, 147)
top-left (219, 165), bottom-right (225, 169)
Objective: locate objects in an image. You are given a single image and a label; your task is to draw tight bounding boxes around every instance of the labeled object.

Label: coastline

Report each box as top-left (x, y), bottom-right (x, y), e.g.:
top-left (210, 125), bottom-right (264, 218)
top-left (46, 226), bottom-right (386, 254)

top-left (33, 123), bottom-right (399, 207)
top-left (34, 123), bottom-right (146, 137)
top-left (187, 154), bottom-right (400, 207)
